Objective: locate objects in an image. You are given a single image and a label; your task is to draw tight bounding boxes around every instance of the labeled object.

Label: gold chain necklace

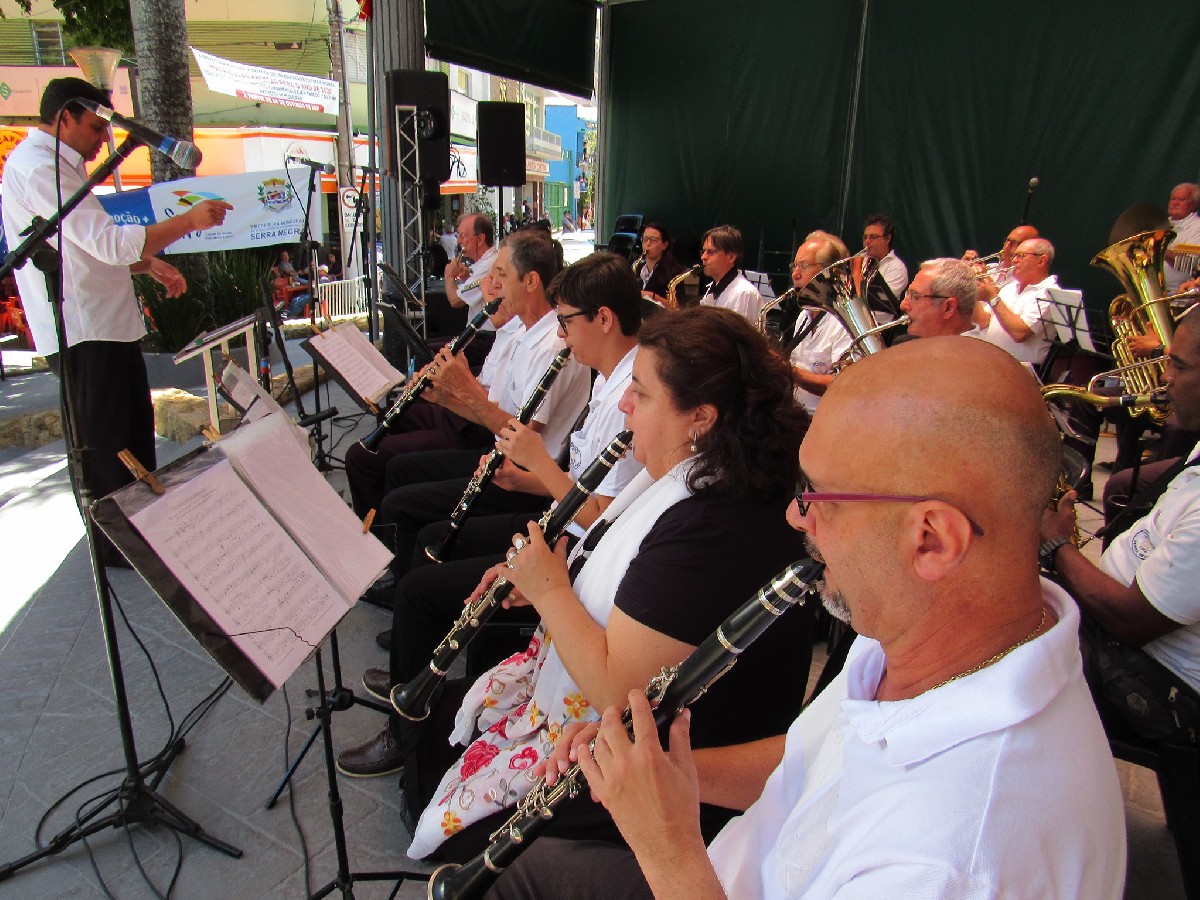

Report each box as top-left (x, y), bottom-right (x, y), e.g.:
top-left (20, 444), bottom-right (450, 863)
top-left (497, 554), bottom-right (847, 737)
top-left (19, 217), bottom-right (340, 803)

top-left (926, 607), bottom-right (1048, 693)
top-left (876, 608), bottom-right (1050, 698)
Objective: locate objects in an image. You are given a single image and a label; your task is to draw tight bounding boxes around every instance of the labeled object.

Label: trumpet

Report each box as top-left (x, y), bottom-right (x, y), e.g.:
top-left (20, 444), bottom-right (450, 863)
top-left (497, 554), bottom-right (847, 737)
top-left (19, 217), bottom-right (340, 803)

top-left (392, 431), bottom-right (635, 722)
top-left (424, 349), bottom-right (572, 562)
top-left (425, 557), bottom-right (826, 900)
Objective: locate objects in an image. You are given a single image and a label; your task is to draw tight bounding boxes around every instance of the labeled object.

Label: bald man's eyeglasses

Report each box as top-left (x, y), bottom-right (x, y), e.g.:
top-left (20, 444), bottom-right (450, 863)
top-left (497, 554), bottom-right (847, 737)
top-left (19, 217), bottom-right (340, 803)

top-left (796, 471), bottom-right (985, 536)
top-left (1011, 252), bottom-right (1045, 261)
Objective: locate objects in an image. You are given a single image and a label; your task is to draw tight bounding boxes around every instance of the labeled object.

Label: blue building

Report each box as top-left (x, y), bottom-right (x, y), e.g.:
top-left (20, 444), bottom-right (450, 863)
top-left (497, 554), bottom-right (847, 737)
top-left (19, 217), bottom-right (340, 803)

top-left (545, 105), bottom-right (591, 227)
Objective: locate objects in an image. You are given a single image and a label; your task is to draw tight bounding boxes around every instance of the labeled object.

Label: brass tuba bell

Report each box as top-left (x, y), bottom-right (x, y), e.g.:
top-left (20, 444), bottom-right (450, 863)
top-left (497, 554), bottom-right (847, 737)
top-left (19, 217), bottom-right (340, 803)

top-left (1090, 225), bottom-right (1175, 423)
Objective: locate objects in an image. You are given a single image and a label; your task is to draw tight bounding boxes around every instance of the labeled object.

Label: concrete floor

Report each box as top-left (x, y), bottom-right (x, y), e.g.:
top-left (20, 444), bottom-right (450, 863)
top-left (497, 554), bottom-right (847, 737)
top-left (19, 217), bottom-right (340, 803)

top-left (0, 363), bottom-right (1188, 899)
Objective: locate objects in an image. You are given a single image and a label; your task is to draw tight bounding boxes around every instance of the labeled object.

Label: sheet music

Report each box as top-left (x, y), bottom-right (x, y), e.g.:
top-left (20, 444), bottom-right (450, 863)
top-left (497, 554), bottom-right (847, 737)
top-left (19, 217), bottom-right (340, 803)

top-left (1043, 288), bottom-right (1097, 353)
top-left (220, 414), bottom-right (392, 601)
top-left (336, 322), bottom-right (405, 388)
top-left (307, 324), bottom-right (403, 404)
top-left (218, 362), bottom-right (310, 453)
top-left (129, 459), bottom-right (347, 688)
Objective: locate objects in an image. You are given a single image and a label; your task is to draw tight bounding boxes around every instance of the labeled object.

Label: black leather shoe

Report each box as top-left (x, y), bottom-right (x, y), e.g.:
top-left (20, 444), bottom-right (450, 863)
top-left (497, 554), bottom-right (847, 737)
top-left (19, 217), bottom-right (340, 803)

top-left (362, 668), bottom-right (391, 703)
top-left (336, 727), bottom-right (405, 778)
top-left (360, 572), bottom-right (397, 610)
top-left (376, 629), bottom-right (391, 651)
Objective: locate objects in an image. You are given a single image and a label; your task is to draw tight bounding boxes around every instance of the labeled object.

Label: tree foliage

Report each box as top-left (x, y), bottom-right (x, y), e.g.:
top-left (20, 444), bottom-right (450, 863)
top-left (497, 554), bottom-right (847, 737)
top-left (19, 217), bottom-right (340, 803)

top-left (11, 0), bottom-right (134, 54)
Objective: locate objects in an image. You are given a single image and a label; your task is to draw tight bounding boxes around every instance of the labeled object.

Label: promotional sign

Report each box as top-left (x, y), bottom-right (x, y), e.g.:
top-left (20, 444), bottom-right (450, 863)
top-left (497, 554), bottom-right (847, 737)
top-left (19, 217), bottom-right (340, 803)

top-left (98, 169), bottom-right (322, 253)
top-left (192, 47), bottom-right (339, 116)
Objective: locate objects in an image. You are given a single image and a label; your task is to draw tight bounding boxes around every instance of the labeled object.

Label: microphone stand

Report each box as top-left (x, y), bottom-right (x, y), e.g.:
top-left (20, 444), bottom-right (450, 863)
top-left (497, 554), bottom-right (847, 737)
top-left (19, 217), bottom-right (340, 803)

top-left (0, 136), bottom-right (241, 884)
top-left (298, 163), bottom-right (337, 471)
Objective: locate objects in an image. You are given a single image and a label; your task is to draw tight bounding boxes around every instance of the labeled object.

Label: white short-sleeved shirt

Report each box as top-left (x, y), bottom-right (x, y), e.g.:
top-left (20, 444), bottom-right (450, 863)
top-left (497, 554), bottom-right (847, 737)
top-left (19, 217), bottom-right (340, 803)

top-left (456, 245), bottom-right (498, 331)
top-left (2, 130), bottom-right (147, 353)
top-left (1166, 213), bottom-right (1200, 291)
top-left (788, 313), bottom-right (852, 414)
top-left (500, 310), bottom-right (591, 460)
top-left (480, 316), bottom-right (524, 394)
top-left (707, 582), bottom-right (1126, 900)
top-left (979, 274), bottom-right (1059, 365)
top-left (1101, 446), bottom-right (1200, 691)
top-left (701, 271), bottom-right (764, 322)
top-left (876, 249), bottom-right (909, 299)
top-left (566, 345), bottom-right (643, 515)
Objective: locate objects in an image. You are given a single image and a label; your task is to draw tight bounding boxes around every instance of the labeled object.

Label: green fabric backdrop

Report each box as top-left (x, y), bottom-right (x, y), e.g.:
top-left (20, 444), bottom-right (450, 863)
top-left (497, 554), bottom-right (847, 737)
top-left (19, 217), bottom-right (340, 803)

top-left (603, 0), bottom-right (1200, 321)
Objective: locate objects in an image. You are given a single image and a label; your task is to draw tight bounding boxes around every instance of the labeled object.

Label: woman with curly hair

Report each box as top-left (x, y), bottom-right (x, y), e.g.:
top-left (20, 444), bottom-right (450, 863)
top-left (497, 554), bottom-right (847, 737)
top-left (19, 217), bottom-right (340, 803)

top-left (405, 306), bottom-right (816, 863)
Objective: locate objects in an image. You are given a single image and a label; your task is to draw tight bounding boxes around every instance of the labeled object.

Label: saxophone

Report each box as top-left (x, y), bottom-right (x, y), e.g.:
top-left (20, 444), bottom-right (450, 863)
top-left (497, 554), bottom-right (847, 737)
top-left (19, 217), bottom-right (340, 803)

top-left (424, 349), bottom-right (572, 562)
top-left (757, 287), bottom-right (798, 338)
top-left (424, 558), bottom-right (825, 900)
top-left (392, 431), bottom-right (635, 722)
top-left (665, 264), bottom-right (702, 310)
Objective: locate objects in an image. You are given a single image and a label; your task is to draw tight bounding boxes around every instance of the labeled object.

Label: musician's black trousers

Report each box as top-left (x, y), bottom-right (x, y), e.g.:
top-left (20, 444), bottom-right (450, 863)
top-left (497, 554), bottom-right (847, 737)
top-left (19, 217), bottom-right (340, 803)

top-left (479, 837), bottom-right (651, 900)
top-left (388, 512), bottom-right (540, 686)
top-left (377, 449), bottom-right (549, 578)
top-left (343, 403), bottom-right (491, 517)
top-left (48, 340), bottom-right (156, 505)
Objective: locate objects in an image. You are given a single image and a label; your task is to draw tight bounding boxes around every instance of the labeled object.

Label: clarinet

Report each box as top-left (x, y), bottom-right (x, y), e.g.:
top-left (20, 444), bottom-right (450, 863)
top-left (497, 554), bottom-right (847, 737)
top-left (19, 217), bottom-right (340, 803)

top-left (425, 557), bottom-right (825, 900)
top-left (358, 297), bottom-right (502, 453)
top-left (424, 347), bottom-right (573, 562)
top-left (392, 430), bottom-right (635, 722)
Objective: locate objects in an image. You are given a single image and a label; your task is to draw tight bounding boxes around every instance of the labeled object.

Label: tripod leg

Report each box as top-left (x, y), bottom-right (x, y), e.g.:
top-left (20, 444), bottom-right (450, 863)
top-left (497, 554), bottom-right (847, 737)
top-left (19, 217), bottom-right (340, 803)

top-left (143, 789), bottom-right (242, 858)
top-left (266, 720), bottom-right (323, 809)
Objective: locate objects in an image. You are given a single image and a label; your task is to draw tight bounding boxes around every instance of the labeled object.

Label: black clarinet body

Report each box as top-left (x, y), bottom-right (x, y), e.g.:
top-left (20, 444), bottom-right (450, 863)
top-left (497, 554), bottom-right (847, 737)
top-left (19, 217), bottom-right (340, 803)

top-left (358, 297), bottom-right (502, 453)
top-left (424, 347), bottom-right (573, 563)
top-left (425, 557), bottom-right (825, 900)
top-left (392, 430), bottom-right (635, 722)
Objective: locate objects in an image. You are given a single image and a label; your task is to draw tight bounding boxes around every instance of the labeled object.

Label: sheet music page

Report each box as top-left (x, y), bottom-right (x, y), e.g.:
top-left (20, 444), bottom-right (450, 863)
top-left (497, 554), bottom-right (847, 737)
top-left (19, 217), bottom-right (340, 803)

top-left (306, 327), bottom-right (398, 405)
top-left (219, 362), bottom-right (310, 452)
top-left (129, 458), bottom-right (346, 689)
top-left (335, 322), bottom-right (405, 395)
top-left (220, 414), bottom-right (392, 602)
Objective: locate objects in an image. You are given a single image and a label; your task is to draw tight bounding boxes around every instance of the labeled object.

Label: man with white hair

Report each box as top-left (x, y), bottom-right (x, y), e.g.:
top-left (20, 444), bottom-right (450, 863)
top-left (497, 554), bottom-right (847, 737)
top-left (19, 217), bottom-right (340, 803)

top-left (1166, 183), bottom-right (1200, 291)
top-left (900, 257), bottom-right (980, 339)
top-left (974, 237), bottom-right (1058, 366)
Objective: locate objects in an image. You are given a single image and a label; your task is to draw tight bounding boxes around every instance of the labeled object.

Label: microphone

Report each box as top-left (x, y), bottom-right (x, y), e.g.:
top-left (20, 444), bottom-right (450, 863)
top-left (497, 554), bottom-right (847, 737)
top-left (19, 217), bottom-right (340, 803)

top-left (352, 163), bottom-right (380, 174)
top-left (73, 99), bottom-right (202, 169)
top-left (1020, 176), bottom-right (1040, 225)
top-left (287, 156), bottom-right (335, 174)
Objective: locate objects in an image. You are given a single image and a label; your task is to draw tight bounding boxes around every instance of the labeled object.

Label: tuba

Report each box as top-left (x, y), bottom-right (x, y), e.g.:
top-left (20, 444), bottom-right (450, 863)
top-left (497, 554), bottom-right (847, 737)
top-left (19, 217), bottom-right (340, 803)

top-left (1090, 228), bottom-right (1175, 423)
top-left (809, 254), bottom-right (908, 367)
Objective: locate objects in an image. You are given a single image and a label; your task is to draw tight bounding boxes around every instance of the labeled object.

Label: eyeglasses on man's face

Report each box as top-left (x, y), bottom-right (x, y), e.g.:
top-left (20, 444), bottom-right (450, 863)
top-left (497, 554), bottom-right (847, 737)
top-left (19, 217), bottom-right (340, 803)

top-left (795, 470), bottom-right (985, 537)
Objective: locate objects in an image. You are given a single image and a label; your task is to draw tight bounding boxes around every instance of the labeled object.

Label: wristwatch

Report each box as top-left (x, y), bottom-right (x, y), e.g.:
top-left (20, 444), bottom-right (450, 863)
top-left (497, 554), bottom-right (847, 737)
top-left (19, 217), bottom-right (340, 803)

top-left (1038, 536), bottom-right (1070, 572)
top-left (987, 295), bottom-right (1001, 309)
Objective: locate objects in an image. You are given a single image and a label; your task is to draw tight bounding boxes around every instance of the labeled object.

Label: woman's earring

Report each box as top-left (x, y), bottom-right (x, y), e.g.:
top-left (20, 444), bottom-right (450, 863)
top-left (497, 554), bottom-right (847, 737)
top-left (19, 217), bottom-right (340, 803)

top-left (689, 431), bottom-right (699, 453)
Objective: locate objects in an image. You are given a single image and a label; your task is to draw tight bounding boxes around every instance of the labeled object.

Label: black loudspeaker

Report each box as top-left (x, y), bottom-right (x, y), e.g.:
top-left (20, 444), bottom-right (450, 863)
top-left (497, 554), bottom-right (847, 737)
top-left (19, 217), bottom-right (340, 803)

top-left (384, 69), bottom-right (451, 183)
top-left (477, 102), bottom-right (526, 187)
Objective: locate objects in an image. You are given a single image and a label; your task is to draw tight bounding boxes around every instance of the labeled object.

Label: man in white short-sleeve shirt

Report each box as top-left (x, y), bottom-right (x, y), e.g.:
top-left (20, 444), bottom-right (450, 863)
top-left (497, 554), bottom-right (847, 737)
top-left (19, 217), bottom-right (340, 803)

top-left (1, 77), bottom-right (230, 546)
top-left (698, 224), bottom-right (763, 323)
top-left (787, 236), bottom-right (851, 413)
top-left (974, 237), bottom-right (1059, 366)
top-left (1044, 305), bottom-right (1200, 727)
